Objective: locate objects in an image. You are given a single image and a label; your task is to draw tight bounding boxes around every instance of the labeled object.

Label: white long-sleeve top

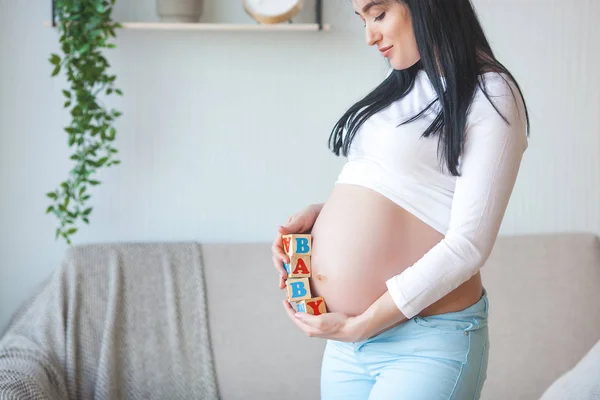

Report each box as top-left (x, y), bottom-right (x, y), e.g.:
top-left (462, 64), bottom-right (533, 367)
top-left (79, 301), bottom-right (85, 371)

top-left (335, 69), bottom-right (529, 319)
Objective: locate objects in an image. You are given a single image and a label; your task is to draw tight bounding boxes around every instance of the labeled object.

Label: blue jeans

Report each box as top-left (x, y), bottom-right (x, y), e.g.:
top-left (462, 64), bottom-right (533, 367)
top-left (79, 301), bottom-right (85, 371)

top-left (321, 290), bottom-right (489, 399)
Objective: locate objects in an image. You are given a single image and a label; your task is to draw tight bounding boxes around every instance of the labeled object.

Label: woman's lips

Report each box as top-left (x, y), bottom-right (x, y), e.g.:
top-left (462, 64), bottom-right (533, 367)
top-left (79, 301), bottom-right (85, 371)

top-left (380, 45), bottom-right (393, 58)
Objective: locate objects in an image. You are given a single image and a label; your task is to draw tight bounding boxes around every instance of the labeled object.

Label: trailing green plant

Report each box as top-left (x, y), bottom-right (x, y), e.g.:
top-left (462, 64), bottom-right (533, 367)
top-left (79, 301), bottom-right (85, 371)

top-left (47, 0), bottom-right (123, 245)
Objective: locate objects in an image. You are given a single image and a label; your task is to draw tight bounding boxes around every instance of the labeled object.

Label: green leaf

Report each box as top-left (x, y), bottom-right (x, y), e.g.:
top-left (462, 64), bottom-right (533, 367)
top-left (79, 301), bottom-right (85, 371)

top-left (46, 192), bottom-right (58, 200)
top-left (97, 157), bottom-right (108, 166)
top-left (115, 89), bottom-right (123, 96)
top-left (46, 205), bottom-right (55, 214)
top-left (88, 180), bottom-right (100, 186)
top-left (64, 101), bottom-right (71, 108)
top-left (79, 43), bottom-right (90, 54)
top-left (50, 54), bottom-right (61, 65)
top-left (56, 228), bottom-right (61, 239)
top-left (71, 106), bottom-right (82, 117)
top-left (83, 217), bottom-right (90, 224)
top-left (82, 195), bottom-right (91, 201)
top-left (62, 89), bottom-right (71, 98)
top-left (51, 65), bottom-right (61, 77)
top-left (67, 227), bottom-right (78, 235)
top-left (90, 29), bottom-right (103, 40)
top-left (83, 207), bottom-right (93, 216)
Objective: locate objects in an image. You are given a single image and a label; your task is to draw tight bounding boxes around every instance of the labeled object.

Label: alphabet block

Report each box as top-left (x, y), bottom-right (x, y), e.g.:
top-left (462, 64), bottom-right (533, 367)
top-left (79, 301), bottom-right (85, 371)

top-left (284, 254), bottom-right (311, 278)
top-left (293, 297), bottom-right (327, 316)
top-left (305, 297), bottom-right (327, 315)
top-left (281, 234), bottom-right (312, 257)
top-left (290, 301), bottom-right (306, 313)
top-left (286, 277), bottom-right (311, 302)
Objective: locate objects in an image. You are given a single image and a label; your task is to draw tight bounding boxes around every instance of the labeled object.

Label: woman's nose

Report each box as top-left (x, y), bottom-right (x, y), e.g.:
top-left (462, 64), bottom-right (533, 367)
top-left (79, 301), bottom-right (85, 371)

top-left (365, 24), bottom-right (381, 47)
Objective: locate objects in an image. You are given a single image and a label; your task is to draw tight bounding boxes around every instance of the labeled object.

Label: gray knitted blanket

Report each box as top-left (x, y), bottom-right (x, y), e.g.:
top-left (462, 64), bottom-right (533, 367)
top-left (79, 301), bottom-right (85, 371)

top-left (0, 242), bottom-right (220, 400)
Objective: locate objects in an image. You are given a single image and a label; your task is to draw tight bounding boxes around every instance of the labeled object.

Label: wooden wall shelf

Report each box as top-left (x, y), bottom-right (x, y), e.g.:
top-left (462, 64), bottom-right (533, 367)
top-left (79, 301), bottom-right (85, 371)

top-left (48, 0), bottom-right (328, 32)
top-left (43, 21), bottom-right (331, 32)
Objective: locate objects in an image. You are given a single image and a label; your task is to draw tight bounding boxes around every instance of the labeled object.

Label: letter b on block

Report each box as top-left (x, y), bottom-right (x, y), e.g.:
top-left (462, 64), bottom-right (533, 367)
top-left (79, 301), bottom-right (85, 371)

top-left (286, 277), bottom-right (311, 302)
top-left (296, 237), bottom-right (310, 254)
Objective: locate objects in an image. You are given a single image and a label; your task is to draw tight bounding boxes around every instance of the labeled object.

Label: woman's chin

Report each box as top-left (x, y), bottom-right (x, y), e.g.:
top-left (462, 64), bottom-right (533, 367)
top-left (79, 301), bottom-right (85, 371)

top-left (390, 57), bottom-right (421, 71)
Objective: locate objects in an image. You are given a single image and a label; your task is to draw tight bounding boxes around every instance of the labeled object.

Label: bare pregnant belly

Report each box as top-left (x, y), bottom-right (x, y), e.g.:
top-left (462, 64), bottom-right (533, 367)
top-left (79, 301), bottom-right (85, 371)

top-left (309, 184), bottom-right (482, 318)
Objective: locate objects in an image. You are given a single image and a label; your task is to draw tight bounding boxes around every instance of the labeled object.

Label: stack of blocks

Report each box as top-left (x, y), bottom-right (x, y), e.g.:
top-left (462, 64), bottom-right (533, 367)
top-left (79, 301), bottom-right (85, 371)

top-left (282, 234), bottom-right (327, 316)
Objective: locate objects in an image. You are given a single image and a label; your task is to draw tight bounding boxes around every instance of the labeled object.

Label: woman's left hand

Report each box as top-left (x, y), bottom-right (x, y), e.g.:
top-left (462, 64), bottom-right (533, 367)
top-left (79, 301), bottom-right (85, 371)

top-left (282, 300), bottom-right (364, 342)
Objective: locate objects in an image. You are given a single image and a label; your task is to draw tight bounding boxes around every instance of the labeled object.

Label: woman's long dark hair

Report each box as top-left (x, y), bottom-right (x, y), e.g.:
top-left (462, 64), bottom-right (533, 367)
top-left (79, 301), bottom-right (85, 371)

top-left (329, 0), bottom-right (530, 176)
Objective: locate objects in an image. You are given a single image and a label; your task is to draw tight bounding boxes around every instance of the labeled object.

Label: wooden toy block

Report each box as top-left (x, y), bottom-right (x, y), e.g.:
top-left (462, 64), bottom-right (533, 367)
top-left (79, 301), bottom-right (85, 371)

top-left (290, 301), bottom-right (306, 313)
top-left (286, 277), bottom-right (311, 302)
top-left (283, 260), bottom-right (291, 275)
top-left (287, 254), bottom-right (311, 278)
top-left (281, 234), bottom-right (312, 257)
top-left (294, 297), bottom-right (327, 316)
top-left (305, 297), bottom-right (327, 315)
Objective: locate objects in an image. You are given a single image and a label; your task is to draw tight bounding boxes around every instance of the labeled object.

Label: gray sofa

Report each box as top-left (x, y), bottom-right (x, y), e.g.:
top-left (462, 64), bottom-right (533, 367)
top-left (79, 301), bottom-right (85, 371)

top-left (1, 232), bottom-right (599, 399)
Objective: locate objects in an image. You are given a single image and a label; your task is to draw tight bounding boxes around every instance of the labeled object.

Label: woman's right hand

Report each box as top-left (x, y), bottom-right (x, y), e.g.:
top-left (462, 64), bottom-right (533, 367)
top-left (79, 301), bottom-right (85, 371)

top-left (272, 203), bottom-right (322, 290)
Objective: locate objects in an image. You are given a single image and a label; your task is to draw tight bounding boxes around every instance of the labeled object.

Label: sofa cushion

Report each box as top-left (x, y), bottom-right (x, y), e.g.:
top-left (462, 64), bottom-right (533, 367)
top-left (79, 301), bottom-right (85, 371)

top-left (201, 243), bottom-right (326, 400)
top-left (540, 338), bottom-right (600, 399)
top-left (480, 233), bottom-right (600, 400)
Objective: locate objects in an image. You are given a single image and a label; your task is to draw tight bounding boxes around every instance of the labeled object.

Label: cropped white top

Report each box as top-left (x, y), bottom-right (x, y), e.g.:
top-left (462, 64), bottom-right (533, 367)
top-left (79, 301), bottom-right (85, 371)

top-left (335, 69), bottom-right (529, 319)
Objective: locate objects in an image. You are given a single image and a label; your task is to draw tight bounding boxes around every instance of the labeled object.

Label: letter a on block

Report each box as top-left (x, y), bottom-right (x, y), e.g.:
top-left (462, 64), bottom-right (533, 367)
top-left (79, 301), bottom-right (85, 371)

top-left (286, 277), bottom-right (311, 302)
top-left (282, 235), bottom-right (291, 255)
top-left (289, 255), bottom-right (311, 278)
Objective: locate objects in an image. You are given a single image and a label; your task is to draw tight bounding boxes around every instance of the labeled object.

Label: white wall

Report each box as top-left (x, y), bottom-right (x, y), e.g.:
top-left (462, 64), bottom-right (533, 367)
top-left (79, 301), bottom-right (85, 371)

top-left (0, 0), bottom-right (598, 331)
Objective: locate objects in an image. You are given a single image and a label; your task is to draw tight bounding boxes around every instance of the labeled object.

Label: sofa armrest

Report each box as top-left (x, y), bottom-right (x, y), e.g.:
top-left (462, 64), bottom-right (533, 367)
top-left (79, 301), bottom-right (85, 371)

top-left (0, 342), bottom-right (68, 400)
top-left (0, 271), bottom-right (69, 400)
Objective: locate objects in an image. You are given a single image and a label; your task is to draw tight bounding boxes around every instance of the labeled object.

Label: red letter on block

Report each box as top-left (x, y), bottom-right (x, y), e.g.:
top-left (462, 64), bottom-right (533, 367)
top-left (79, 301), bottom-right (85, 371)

top-left (292, 258), bottom-right (310, 275)
top-left (307, 299), bottom-right (324, 315)
top-left (282, 236), bottom-right (291, 254)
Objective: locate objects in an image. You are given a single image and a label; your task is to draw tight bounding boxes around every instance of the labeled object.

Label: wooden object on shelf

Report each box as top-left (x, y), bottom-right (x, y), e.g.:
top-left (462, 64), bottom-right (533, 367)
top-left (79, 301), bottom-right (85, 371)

top-left (243, 0), bottom-right (304, 24)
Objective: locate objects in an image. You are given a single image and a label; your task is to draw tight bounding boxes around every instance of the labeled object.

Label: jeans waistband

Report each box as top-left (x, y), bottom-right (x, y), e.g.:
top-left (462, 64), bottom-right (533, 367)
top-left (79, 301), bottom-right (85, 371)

top-left (352, 287), bottom-right (489, 346)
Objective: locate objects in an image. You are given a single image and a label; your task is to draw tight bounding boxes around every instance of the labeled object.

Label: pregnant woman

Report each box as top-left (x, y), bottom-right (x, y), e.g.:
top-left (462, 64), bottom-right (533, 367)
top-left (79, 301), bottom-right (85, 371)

top-left (272, 0), bottom-right (530, 398)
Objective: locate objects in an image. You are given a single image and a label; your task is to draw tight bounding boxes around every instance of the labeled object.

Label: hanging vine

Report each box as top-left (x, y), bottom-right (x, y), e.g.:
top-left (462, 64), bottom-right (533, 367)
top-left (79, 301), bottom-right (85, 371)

top-left (46, 0), bottom-right (123, 244)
